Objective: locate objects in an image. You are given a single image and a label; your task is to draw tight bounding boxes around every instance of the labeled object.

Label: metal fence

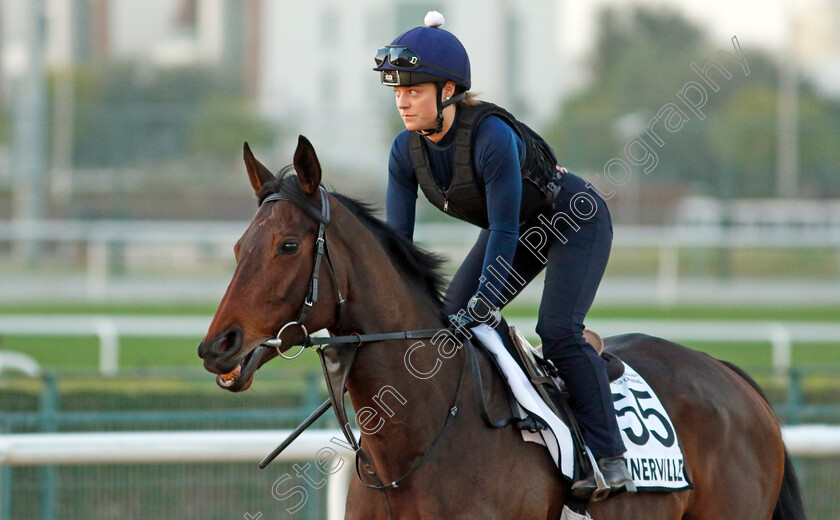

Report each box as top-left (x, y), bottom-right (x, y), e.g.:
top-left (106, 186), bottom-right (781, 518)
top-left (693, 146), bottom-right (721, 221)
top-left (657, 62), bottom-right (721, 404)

top-left (0, 371), bottom-right (332, 520)
top-left (0, 369), bottom-right (839, 519)
top-left (0, 426), bottom-right (837, 520)
top-left (0, 430), bottom-right (351, 520)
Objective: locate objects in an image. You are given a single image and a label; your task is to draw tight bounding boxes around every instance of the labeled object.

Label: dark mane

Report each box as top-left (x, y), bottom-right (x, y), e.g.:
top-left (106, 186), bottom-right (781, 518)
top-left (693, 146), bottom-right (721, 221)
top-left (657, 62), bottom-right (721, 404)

top-left (260, 168), bottom-right (447, 309)
top-left (331, 193), bottom-right (448, 307)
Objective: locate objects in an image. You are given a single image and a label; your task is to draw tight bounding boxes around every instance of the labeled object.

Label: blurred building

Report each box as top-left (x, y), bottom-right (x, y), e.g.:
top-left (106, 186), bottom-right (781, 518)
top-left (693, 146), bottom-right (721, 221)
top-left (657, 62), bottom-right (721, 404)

top-left (794, 0), bottom-right (840, 97)
top-left (2, 0), bottom-right (257, 83)
top-left (1, 0), bottom-right (566, 179)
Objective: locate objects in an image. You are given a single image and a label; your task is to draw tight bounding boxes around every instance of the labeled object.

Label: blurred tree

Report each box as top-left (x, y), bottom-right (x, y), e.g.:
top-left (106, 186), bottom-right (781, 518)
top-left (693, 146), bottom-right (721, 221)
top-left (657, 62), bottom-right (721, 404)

top-left (545, 6), bottom-right (718, 185)
top-left (710, 82), bottom-right (840, 198)
top-left (707, 83), bottom-right (777, 197)
top-left (66, 63), bottom-right (272, 169)
top-left (591, 7), bottom-right (706, 111)
top-left (545, 4), bottom-right (840, 199)
top-left (187, 95), bottom-right (273, 161)
top-left (798, 96), bottom-right (840, 197)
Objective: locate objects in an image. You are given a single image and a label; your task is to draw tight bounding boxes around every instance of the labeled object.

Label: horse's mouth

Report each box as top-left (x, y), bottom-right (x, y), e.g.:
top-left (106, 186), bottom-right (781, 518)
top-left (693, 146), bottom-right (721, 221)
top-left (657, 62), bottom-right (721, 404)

top-left (215, 345), bottom-right (277, 392)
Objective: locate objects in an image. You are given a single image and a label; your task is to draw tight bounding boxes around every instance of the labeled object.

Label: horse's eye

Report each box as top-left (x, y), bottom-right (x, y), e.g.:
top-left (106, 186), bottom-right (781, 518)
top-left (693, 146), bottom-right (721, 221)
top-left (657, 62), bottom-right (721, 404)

top-left (278, 240), bottom-right (300, 255)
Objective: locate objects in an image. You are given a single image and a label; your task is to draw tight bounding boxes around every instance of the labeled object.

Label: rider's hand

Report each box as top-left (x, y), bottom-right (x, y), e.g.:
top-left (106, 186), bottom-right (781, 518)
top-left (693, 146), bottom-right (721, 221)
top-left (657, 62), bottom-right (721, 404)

top-left (466, 294), bottom-right (501, 328)
top-left (448, 310), bottom-right (478, 330)
top-left (445, 294), bottom-right (501, 345)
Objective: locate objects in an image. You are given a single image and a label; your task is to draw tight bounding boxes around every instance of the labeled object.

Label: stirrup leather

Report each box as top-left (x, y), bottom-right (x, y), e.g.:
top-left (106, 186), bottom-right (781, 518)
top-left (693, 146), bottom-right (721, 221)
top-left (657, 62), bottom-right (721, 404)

top-left (507, 326), bottom-right (599, 483)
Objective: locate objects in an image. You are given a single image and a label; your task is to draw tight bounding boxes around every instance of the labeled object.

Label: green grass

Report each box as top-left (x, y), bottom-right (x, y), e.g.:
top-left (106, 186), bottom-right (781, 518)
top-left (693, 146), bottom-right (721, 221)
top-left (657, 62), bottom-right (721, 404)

top-left (589, 303), bottom-right (840, 322)
top-left (0, 335), bottom-right (324, 372)
top-left (1, 301), bottom-right (837, 372)
top-left (4, 301), bottom-right (840, 321)
top-left (504, 302), bottom-right (840, 322)
top-left (604, 247), bottom-right (840, 278)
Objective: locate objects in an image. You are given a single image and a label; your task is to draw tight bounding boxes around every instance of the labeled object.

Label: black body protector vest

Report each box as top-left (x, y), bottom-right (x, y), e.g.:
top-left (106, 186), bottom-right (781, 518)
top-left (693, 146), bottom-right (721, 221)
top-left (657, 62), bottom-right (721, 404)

top-left (409, 101), bottom-right (561, 229)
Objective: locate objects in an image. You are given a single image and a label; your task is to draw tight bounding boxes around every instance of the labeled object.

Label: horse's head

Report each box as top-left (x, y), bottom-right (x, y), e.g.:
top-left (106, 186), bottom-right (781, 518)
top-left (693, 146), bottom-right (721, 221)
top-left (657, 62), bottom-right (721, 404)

top-left (198, 136), bottom-right (341, 392)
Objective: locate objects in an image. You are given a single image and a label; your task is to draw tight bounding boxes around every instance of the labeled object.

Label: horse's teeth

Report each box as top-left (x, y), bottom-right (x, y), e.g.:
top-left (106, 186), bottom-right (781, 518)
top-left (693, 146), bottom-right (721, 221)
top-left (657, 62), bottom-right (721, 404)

top-left (219, 365), bottom-right (241, 386)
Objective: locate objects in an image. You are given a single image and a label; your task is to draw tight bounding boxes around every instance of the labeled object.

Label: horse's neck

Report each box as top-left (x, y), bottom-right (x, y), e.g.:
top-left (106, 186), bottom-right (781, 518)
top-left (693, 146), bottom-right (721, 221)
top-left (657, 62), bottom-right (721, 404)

top-left (328, 204), bottom-right (464, 476)
top-left (327, 205), bottom-right (443, 336)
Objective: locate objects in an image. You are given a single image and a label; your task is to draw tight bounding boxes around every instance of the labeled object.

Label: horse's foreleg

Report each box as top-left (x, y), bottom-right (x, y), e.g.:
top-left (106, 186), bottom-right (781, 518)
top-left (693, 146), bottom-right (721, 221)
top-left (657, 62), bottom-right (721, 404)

top-left (344, 477), bottom-right (390, 520)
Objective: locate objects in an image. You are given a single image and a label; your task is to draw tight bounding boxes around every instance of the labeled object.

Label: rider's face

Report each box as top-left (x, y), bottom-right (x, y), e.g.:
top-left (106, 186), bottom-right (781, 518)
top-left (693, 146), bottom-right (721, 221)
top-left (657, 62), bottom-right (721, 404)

top-left (393, 83), bottom-right (440, 132)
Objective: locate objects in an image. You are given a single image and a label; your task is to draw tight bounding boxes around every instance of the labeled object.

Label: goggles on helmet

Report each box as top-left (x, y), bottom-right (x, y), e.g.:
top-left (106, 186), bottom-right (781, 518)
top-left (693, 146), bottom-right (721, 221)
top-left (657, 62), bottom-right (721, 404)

top-left (374, 45), bottom-right (463, 82)
top-left (374, 46), bottom-right (423, 69)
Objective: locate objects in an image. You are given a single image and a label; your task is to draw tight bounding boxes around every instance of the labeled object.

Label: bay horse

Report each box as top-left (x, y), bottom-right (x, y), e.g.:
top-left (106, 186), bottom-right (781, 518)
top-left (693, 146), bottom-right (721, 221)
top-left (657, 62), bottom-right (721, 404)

top-left (198, 136), bottom-right (805, 519)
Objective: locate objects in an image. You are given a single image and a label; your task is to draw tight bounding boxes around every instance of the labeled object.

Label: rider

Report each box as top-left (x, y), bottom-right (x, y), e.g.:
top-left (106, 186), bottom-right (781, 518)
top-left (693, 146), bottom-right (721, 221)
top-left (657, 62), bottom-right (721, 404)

top-left (373, 12), bottom-right (634, 501)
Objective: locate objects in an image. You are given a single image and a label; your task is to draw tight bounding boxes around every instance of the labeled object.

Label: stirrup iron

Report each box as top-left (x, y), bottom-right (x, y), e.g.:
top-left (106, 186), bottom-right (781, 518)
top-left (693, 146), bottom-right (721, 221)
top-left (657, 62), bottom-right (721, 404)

top-left (584, 445), bottom-right (611, 502)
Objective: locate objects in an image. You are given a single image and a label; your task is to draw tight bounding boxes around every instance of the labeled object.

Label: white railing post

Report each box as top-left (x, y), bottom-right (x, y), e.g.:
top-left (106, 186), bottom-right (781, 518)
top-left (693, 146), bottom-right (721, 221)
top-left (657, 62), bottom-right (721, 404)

top-left (770, 323), bottom-right (792, 387)
top-left (86, 240), bottom-right (109, 301)
top-left (656, 246), bottom-right (679, 305)
top-left (327, 458), bottom-right (351, 520)
top-left (97, 319), bottom-right (119, 376)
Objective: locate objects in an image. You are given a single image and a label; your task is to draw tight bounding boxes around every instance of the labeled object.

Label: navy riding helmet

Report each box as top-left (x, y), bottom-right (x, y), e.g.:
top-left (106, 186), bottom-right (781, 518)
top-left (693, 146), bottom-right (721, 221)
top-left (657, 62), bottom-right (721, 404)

top-left (374, 12), bottom-right (470, 133)
top-left (373, 11), bottom-right (471, 91)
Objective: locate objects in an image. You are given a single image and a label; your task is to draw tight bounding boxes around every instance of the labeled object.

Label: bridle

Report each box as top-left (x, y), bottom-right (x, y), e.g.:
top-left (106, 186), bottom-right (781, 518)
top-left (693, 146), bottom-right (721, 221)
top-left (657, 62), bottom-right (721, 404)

top-left (260, 186), bottom-right (339, 359)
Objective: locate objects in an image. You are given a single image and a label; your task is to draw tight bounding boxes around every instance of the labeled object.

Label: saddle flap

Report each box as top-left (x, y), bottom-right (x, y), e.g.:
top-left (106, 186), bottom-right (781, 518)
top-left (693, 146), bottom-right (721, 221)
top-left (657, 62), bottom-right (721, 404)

top-left (508, 326), bottom-right (546, 378)
top-left (508, 326), bottom-right (564, 419)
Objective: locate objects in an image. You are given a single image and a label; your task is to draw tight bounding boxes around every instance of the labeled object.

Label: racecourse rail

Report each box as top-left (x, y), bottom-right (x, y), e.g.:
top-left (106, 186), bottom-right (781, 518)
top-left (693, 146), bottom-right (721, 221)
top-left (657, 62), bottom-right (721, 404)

top-left (0, 314), bottom-right (838, 376)
top-left (0, 426), bottom-right (837, 520)
top-left (2, 219), bottom-right (840, 304)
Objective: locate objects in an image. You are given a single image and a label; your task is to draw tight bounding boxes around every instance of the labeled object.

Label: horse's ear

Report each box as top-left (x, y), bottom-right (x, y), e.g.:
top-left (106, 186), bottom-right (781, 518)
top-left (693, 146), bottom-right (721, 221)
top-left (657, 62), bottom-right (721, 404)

top-left (243, 142), bottom-right (274, 196)
top-left (293, 135), bottom-right (321, 197)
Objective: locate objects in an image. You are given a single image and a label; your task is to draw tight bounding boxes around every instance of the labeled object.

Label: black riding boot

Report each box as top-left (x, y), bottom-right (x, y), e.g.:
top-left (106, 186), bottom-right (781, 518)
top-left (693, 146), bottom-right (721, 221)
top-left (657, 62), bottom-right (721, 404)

top-left (571, 455), bottom-right (636, 501)
top-left (546, 342), bottom-right (632, 501)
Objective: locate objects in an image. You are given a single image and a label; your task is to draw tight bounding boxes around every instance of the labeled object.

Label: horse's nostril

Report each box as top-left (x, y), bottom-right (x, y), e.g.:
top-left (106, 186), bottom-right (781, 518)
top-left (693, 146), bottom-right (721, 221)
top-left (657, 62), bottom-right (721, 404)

top-left (215, 328), bottom-right (241, 355)
top-left (217, 334), bottom-right (231, 352)
top-left (199, 328), bottom-right (242, 360)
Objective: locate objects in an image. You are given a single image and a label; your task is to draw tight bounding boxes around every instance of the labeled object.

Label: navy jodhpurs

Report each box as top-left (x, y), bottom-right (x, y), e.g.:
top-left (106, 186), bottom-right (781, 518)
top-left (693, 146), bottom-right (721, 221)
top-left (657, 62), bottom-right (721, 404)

top-left (443, 172), bottom-right (627, 459)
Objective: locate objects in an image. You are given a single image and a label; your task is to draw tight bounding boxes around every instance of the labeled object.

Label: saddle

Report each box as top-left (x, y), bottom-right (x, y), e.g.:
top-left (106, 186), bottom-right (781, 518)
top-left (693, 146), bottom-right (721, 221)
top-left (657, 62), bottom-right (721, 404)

top-left (483, 320), bottom-right (624, 425)
top-left (517, 328), bottom-right (626, 388)
top-left (509, 325), bottom-right (624, 454)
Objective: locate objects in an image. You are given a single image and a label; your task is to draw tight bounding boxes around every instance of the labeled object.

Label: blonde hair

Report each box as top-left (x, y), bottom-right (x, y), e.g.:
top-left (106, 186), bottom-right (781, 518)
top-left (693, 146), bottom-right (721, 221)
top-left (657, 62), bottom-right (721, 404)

top-left (457, 91), bottom-right (481, 107)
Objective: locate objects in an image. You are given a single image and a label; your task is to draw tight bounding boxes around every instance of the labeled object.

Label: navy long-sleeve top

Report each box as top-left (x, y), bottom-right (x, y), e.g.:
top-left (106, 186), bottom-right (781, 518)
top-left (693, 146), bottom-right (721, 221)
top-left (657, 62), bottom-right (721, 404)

top-left (386, 115), bottom-right (525, 310)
